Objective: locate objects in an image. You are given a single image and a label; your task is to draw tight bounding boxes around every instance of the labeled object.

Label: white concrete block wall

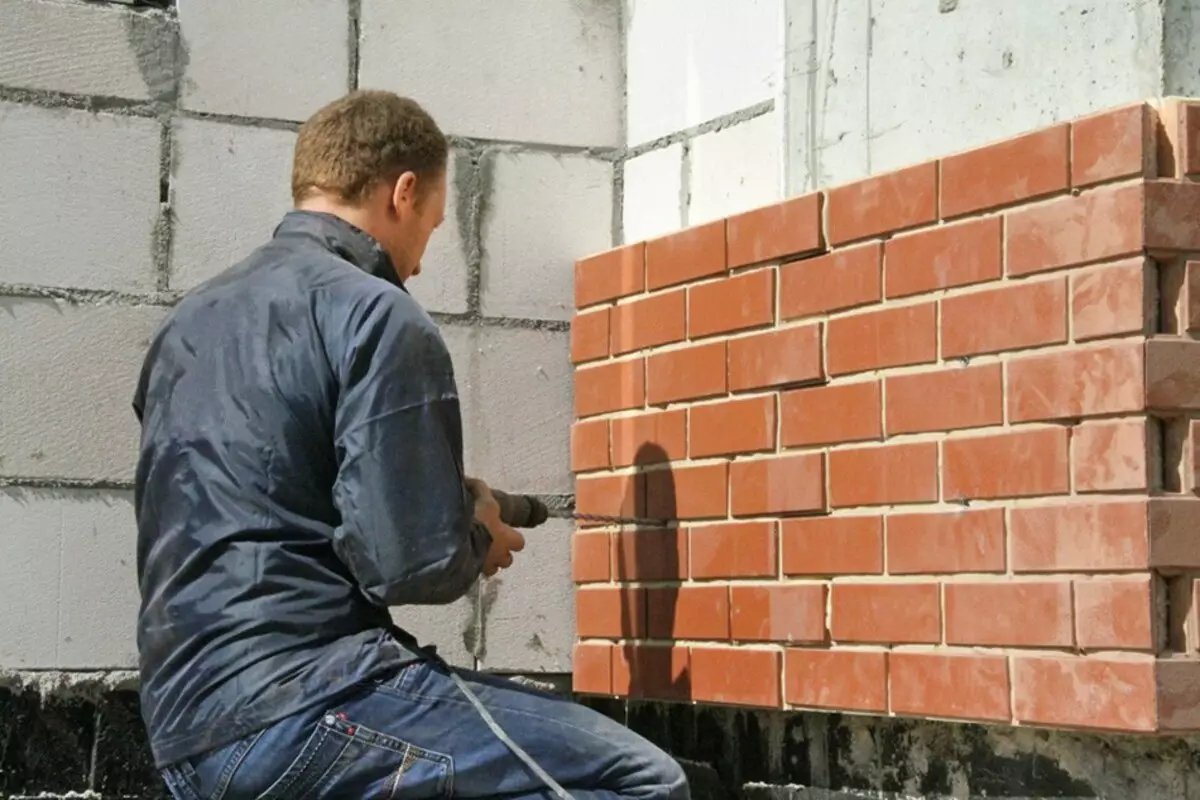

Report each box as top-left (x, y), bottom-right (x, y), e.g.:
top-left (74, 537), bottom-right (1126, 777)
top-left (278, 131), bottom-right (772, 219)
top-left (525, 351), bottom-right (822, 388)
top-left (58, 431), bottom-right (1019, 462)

top-left (0, 0), bottom-right (617, 679)
top-left (619, 0), bottom-right (785, 242)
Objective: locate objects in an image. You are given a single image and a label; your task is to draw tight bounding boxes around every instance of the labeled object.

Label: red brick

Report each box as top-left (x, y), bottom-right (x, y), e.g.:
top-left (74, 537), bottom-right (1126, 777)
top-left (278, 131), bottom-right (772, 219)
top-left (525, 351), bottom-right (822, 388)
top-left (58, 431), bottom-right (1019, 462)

top-left (826, 302), bottom-right (937, 376)
top-left (830, 582), bottom-right (941, 644)
top-left (576, 242), bottom-right (645, 308)
top-left (945, 581), bottom-right (1074, 647)
top-left (826, 161), bottom-right (938, 245)
top-left (785, 649), bottom-right (887, 712)
top-left (570, 419), bottom-right (609, 473)
top-left (690, 521), bottom-right (778, 579)
top-left (571, 307), bottom-right (610, 363)
top-left (1070, 258), bottom-right (1149, 341)
top-left (1158, 659), bottom-right (1200, 731)
top-left (1006, 183), bottom-right (1144, 276)
top-left (829, 442), bottom-right (938, 508)
top-left (575, 358), bottom-right (645, 418)
top-left (646, 219), bottom-right (727, 290)
top-left (730, 453), bottom-right (826, 517)
top-left (613, 528), bottom-right (686, 581)
top-left (688, 268), bottom-right (775, 338)
top-left (728, 324), bottom-right (823, 392)
top-left (1009, 499), bottom-right (1149, 572)
top-left (1145, 180), bottom-right (1200, 251)
top-left (727, 193), bottom-right (824, 268)
top-left (1150, 497), bottom-right (1200, 569)
top-left (942, 125), bottom-right (1069, 217)
top-left (572, 531), bottom-right (611, 583)
top-left (610, 409), bottom-right (686, 467)
top-left (782, 516), bottom-right (884, 575)
top-left (572, 642), bottom-right (613, 695)
top-left (1182, 102), bottom-right (1200, 176)
top-left (576, 586), bottom-right (645, 638)
top-left (941, 278), bottom-right (1067, 358)
top-left (610, 289), bottom-right (686, 355)
top-left (689, 395), bottom-right (776, 458)
top-left (885, 364), bottom-right (1002, 435)
top-left (691, 647), bottom-right (782, 707)
top-left (781, 381), bottom-right (882, 447)
top-left (1012, 656), bottom-right (1157, 732)
top-left (943, 428), bottom-right (1069, 500)
top-left (886, 508), bottom-right (1005, 574)
top-left (1071, 103), bottom-right (1153, 187)
top-left (1007, 341), bottom-right (1145, 422)
top-left (780, 242), bottom-right (882, 319)
top-left (885, 216), bottom-right (1002, 298)
top-left (646, 342), bottom-right (726, 405)
top-left (613, 644), bottom-right (690, 701)
top-left (889, 652), bottom-right (1011, 722)
top-left (576, 472), bottom-right (642, 524)
top-left (647, 584), bottom-right (730, 640)
top-left (646, 462), bottom-right (728, 521)
top-left (1147, 338), bottom-right (1200, 411)
top-left (1072, 419), bottom-right (1150, 492)
top-left (1075, 576), bottom-right (1155, 650)
top-left (732, 584), bottom-right (826, 643)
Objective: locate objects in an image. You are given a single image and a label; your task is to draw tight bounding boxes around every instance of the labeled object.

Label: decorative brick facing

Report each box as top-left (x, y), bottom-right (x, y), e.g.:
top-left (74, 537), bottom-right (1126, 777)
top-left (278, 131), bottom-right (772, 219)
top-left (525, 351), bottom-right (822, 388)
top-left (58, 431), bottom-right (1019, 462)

top-left (570, 98), bottom-right (1200, 735)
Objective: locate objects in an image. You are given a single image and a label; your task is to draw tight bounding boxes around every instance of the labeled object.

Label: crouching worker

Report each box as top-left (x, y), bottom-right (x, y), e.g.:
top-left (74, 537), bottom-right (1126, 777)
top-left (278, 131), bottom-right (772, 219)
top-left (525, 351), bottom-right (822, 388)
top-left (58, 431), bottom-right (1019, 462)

top-left (132, 89), bottom-right (689, 799)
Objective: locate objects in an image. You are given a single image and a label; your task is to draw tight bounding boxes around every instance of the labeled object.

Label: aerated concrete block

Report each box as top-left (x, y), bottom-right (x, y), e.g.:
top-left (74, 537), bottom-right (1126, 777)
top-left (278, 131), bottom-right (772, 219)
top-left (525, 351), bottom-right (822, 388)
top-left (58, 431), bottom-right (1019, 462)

top-left (169, 118), bottom-right (296, 290)
top-left (358, 0), bottom-right (621, 146)
top-left (177, 0), bottom-right (350, 121)
top-left (0, 0), bottom-right (177, 102)
top-left (0, 103), bottom-right (160, 292)
top-left (688, 112), bottom-right (782, 226)
top-left (0, 489), bottom-right (138, 669)
top-left (480, 150), bottom-right (613, 322)
top-left (440, 323), bottom-right (573, 494)
top-left (625, 0), bottom-right (782, 145)
top-left (404, 149), bottom-right (470, 315)
top-left (0, 298), bottom-right (166, 482)
top-left (390, 596), bottom-right (477, 669)
top-left (622, 143), bottom-right (684, 243)
top-left (477, 517), bottom-right (574, 673)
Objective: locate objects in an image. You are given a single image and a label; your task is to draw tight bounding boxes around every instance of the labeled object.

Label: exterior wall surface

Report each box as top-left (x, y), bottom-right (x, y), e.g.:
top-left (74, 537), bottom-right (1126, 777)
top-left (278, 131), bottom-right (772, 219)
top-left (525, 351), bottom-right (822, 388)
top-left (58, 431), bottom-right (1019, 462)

top-left (571, 98), bottom-right (1200, 792)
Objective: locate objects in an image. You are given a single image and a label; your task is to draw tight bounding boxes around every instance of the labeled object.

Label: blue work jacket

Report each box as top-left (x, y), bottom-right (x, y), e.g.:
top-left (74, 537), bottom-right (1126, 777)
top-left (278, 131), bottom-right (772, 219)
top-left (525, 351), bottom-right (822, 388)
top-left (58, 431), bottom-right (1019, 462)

top-left (131, 210), bottom-right (490, 768)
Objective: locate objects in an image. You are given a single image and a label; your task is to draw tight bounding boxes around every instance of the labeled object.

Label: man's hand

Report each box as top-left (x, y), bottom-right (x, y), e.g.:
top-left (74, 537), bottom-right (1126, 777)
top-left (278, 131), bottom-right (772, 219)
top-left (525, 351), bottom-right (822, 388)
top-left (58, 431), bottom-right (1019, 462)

top-left (465, 477), bottom-right (526, 577)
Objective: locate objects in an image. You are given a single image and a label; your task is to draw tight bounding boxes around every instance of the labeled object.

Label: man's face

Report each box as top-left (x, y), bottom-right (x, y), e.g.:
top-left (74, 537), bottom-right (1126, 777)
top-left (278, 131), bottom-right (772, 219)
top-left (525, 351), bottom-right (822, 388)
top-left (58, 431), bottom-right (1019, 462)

top-left (382, 167), bottom-right (447, 282)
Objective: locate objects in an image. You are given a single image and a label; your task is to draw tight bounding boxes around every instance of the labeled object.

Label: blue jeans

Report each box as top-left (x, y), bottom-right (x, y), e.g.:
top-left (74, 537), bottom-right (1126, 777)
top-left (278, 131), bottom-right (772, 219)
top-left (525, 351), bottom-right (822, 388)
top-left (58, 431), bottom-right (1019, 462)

top-left (158, 657), bottom-right (689, 799)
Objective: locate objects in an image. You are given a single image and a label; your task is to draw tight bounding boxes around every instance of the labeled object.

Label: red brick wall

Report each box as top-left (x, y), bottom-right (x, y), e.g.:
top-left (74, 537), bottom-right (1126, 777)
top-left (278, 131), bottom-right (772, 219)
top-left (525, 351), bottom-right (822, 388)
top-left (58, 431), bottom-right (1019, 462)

top-left (569, 98), bottom-right (1200, 734)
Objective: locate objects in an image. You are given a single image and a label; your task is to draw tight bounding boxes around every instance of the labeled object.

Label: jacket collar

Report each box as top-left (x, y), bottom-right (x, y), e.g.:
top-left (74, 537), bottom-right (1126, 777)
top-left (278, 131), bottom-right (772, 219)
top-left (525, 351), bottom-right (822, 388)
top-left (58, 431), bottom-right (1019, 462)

top-left (273, 210), bottom-right (405, 291)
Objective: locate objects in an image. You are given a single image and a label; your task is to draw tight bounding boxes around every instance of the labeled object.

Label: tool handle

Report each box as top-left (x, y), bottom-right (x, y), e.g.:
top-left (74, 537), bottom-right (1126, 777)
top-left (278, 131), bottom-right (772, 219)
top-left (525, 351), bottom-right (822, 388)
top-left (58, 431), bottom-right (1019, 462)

top-left (490, 489), bottom-right (550, 529)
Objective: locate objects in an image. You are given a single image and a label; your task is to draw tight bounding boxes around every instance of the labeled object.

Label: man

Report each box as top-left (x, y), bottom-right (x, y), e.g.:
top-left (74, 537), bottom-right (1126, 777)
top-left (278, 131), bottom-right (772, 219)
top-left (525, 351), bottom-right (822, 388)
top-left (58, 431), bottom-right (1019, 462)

top-left (132, 90), bottom-right (689, 799)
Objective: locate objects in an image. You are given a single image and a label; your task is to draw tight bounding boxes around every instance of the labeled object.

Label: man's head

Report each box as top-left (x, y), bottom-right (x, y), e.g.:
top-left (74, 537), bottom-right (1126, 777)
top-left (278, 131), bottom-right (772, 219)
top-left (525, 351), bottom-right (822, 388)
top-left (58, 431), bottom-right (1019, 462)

top-left (292, 91), bottom-right (449, 281)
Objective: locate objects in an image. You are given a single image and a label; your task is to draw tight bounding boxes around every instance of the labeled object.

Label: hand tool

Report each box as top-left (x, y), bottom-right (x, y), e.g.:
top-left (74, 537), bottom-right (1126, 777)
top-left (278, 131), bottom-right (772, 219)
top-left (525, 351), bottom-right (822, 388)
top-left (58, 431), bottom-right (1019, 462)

top-left (491, 489), bottom-right (669, 529)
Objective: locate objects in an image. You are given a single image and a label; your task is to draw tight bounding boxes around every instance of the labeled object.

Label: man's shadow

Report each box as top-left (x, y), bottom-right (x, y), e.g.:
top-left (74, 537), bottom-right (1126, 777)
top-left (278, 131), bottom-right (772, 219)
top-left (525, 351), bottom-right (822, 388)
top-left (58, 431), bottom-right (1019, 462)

top-left (615, 442), bottom-right (690, 739)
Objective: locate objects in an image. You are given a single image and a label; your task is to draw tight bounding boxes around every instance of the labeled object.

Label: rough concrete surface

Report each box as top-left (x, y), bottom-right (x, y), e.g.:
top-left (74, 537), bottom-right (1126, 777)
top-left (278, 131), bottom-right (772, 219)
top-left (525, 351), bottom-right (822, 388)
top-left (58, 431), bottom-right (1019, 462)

top-left (389, 595), bottom-right (477, 669)
top-left (0, 299), bottom-right (165, 483)
top-left (624, 0), bottom-right (782, 145)
top-left (168, 117), bottom-right (296, 290)
top-left (621, 141), bottom-right (684, 242)
top-left (688, 111), bottom-right (783, 226)
top-left (477, 517), bottom-right (575, 672)
top-left (0, 103), bottom-right (161, 292)
top-left (480, 149), bottom-right (613, 321)
top-left (177, 0), bottom-right (350, 121)
top-left (358, 0), bottom-right (622, 147)
top-left (442, 323), bottom-right (574, 495)
top-left (0, 489), bottom-right (138, 669)
top-left (0, 0), bottom-right (176, 102)
top-left (783, 0), bottom-right (1200, 193)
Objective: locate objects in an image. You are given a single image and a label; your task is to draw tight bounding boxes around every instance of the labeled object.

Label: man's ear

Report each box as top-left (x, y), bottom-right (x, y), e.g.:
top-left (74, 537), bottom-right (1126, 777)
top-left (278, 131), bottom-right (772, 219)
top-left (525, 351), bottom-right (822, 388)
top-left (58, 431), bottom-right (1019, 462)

top-left (391, 171), bottom-right (419, 213)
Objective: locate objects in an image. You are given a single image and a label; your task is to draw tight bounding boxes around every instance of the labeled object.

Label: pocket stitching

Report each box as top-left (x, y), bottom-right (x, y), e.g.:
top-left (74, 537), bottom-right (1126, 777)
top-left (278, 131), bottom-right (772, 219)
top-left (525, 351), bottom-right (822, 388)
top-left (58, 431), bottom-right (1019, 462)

top-left (254, 722), bottom-right (338, 800)
top-left (210, 728), bottom-right (266, 800)
top-left (337, 719), bottom-right (451, 765)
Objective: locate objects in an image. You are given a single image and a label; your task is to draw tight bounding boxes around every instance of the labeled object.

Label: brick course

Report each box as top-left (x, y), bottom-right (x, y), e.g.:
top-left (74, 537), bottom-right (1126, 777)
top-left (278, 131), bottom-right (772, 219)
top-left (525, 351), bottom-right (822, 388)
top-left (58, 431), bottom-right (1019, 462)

top-left (570, 98), bottom-right (1200, 735)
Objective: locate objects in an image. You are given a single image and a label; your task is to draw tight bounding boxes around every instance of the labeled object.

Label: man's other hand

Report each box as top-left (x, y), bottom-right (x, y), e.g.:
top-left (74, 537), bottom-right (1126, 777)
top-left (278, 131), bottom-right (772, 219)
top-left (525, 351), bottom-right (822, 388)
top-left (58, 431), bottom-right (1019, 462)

top-left (465, 477), bottom-right (526, 577)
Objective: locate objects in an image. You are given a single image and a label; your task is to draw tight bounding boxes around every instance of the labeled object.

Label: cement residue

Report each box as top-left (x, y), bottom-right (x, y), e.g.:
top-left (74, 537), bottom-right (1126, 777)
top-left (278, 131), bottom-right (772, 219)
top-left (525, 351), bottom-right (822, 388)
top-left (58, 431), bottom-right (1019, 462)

top-left (0, 669), bottom-right (138, 701)
top-left (123, 7), bottom-right (181, 105)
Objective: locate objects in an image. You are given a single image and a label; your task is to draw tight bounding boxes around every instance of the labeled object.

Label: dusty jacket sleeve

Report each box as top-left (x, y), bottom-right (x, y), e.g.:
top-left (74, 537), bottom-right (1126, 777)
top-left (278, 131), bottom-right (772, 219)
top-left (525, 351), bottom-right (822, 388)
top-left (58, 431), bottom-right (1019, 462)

top-left (326, 289), bottom-right (491, 607)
